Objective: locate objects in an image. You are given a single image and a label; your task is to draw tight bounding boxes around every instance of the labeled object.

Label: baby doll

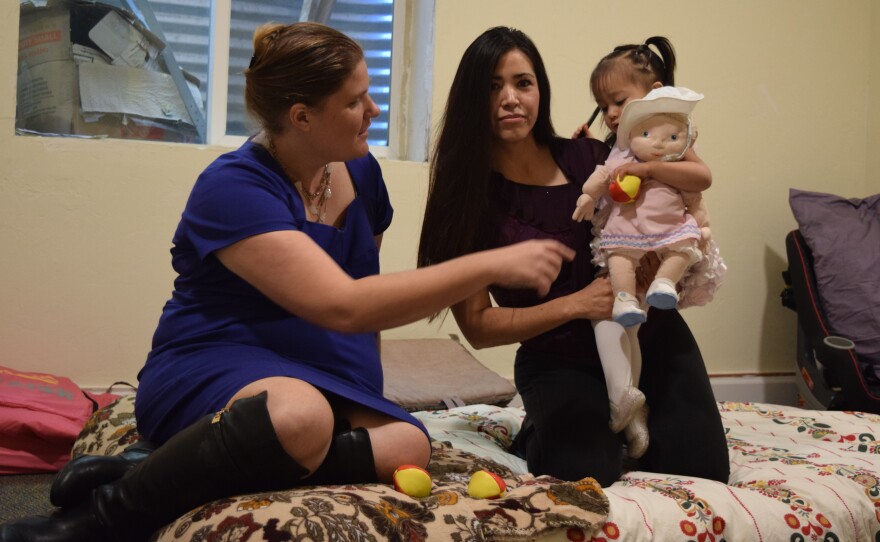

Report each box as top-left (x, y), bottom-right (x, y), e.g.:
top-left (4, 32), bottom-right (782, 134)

top-left (572, 86), bottom-right (708, 327)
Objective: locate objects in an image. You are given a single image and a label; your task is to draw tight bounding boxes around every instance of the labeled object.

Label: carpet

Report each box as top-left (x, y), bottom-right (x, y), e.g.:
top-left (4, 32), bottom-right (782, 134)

top-left (0, 473), bottom-right (55, 523)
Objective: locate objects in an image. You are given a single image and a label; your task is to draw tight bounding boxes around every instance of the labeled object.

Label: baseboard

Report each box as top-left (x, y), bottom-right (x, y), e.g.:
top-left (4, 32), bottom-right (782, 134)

top-left (709, 374), bottom-right (799, 406)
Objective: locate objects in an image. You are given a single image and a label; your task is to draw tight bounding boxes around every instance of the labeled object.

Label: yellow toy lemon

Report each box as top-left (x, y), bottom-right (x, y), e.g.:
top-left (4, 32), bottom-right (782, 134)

top-left (392, 464), bottom-right (432, 498)
top-left (608, 174), bottom-right (641, 204)
top-left (467, 470), bottom-right (507, 499)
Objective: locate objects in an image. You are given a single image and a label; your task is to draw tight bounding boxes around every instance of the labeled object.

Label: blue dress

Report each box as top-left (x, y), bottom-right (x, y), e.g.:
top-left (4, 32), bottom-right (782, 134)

top-left (135, 140), bottom-right (426, 444)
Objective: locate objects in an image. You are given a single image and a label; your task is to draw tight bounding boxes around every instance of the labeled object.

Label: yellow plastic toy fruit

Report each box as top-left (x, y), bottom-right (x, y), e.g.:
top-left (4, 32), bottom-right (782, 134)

top-left (608, 174), bottom-right (642, 204)
top-left (392, 464), bottom-right (432, 498)
top-left (467, 469), bottom-right (507, 499)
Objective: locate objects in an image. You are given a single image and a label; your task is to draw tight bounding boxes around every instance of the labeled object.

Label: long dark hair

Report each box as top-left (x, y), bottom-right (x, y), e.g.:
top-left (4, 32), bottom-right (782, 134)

top-left (589, 36), bottom-right (676, 146)
top-left (418, 27), bottom-right (555, 272)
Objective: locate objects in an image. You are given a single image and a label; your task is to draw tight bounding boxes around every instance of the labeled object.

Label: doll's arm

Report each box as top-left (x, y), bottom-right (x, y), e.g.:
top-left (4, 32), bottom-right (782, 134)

top-left (682, 191), bottom-right (712, 243)
top-left (572, 164), bottom-right (611, 222)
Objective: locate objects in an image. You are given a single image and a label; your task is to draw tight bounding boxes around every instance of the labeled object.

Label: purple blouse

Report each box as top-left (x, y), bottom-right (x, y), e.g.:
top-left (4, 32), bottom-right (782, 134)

top-left (488, 137), bottom-right (609, 362)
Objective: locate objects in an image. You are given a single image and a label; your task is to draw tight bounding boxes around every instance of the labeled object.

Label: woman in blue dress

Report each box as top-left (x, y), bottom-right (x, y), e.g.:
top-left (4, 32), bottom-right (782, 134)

top-left (0, 22), bottom-right (575, 542)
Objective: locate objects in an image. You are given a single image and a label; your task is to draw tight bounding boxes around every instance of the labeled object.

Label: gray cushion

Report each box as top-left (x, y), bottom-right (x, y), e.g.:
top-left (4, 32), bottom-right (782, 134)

top-left (789, 188), bottom-right (880, 377)
top-left (381, 338), bottom-right (516, 411)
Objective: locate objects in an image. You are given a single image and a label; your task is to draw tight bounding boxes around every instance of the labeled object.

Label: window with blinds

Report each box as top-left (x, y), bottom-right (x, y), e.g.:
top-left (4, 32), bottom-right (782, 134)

top-left (148, 0), bottom-right (394, 144)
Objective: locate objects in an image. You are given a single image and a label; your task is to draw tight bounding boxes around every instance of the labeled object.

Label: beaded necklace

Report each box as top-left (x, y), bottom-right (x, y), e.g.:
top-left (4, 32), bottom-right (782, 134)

top-left (268, 138), bottom-right (332, 223)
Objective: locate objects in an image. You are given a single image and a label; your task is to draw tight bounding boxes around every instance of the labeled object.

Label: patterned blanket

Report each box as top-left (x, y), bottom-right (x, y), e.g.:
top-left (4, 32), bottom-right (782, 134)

top-left (76, 396), bottom-right (880, 541)
top-left (412, 402), bottom-right (880, 541)
top-left (73, 395), bottom-right (608, 541)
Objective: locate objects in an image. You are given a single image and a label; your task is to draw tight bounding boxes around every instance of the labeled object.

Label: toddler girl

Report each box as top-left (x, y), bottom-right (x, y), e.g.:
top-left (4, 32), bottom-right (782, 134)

top-left (578, 37), bottom-right (716, 458)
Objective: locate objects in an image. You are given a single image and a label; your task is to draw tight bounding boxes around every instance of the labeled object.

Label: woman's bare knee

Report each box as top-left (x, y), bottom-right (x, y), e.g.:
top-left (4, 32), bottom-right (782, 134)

top-left (369, 423), bottom-right (431, 482)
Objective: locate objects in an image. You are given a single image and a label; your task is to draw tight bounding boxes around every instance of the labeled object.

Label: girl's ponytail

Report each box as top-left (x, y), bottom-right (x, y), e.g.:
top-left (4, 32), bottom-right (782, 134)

top-left (644, 36), bottom-right (676, 86)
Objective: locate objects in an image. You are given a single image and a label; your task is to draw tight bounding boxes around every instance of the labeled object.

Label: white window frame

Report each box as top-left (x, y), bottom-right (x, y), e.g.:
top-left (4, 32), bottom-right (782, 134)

top-left (206, 0), bottom-right (433, 161)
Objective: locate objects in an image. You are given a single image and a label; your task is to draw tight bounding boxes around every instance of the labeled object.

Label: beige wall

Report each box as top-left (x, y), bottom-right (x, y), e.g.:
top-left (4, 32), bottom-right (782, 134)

top-left (870, 2), bottom-right (880, 193)
top-left (1, 1), bottom-right (876, 387)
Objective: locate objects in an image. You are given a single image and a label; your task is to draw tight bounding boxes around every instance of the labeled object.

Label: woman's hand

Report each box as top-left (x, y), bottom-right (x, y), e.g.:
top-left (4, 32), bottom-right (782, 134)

top-left (492, 240), bottom-right (575, 297)
top-left (572, 107), bottom-right (601, 139)
top-left (452, 259), bottom-right (608, 350)
top-left (567, 276), bottom-right (614, 320)
top-left (571, 122), bottom-right (595, 139)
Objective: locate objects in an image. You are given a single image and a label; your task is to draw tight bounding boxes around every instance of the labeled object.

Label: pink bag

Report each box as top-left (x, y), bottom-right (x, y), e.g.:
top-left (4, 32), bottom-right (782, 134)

top-left (0, 365), bottom-right (117, 474)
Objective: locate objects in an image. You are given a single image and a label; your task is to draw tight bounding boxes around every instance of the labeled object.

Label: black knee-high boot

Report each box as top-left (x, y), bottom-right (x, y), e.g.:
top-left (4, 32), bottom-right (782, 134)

top-left (0, 391), bottom-right (308, 542)
top-left (49, 440), bottom-right (156, 509)
top-left (305, 419), bottom-right (377, 486)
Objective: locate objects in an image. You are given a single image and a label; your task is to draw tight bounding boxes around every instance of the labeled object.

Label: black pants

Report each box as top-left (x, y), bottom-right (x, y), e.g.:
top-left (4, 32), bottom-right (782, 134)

top-left (514, 308), bottom-right (729, 487)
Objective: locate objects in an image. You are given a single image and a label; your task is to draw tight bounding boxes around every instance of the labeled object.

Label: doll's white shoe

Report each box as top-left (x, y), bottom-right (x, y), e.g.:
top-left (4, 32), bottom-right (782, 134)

top-left (609, 387), bottom-right (646, 434)
top-left (624, 405), bottom-right (649, 459)
top-left (646, 278), bottom-right (679, 310)
top-left (612, 292), bottom-right (646, 327)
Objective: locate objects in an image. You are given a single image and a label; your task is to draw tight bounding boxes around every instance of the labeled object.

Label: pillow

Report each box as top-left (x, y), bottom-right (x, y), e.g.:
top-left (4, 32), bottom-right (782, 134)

top-left (381, 338), bottom-right (517, 411)
top-left (0, 365), bottom-right (98, 473)
top-left (788, 188), bottom-right (880, 377)
top-left (71, 395), bottom-right (140, 458)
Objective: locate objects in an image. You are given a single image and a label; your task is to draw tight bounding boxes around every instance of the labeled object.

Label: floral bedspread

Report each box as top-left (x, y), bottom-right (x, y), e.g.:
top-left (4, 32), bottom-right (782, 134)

top-left (413, 402), bottom-right (880, 542)
top-left (73, 396), bottom-right (608, 542)
top-left (598, 402), bottom-right (880, 542)
top-left (75, 397), bottom-right (880, 541)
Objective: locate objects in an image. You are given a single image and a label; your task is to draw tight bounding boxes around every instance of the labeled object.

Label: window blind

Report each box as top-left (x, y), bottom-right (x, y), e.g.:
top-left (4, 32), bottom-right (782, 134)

top-left (147, 0), bottom-right (393, 144)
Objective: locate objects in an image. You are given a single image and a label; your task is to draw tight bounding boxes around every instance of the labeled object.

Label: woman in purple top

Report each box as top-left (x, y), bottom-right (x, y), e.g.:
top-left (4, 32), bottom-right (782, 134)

top-left (1, 23), bottom-right (576, 542)
top-left (418, 26), bottom-right (729, 487)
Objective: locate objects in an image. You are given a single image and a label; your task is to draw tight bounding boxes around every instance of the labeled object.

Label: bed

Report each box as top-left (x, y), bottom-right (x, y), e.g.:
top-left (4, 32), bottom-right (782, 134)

top-left (74, 391), bottom-right (880, 541)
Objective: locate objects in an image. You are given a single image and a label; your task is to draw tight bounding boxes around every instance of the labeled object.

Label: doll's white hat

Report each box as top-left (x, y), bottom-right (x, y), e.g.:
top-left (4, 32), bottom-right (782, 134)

top-left (617, 86), bottom-right (704, 149)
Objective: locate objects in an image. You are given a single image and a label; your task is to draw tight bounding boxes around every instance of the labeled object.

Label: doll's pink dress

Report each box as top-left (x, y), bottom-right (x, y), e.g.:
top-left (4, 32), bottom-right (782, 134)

top-left (591, 147), bottom-right (726, 309)
top-left (597, 147), bottom-right (701, 254)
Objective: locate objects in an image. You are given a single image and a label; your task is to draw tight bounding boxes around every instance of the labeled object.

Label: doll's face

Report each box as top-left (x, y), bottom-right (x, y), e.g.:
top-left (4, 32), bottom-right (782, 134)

top-left (628, 114), bottom-right (689, 162)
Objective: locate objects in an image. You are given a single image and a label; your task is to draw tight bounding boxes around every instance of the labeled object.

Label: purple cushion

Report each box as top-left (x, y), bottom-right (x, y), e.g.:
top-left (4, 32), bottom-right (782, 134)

top-left (789, 188), bottom-right (880, 376)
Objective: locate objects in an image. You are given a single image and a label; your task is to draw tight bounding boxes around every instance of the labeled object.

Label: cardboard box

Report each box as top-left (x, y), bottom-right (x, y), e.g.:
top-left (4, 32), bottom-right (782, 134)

top-left (18, 5), bottom-right (71, 68)
top-left (17, 59), bottom-right (77, 134)
top-left (16, 1), bottom-right (200, 142)
top-left (87, 9), bottom-right (161, 70)
top-left (79, 63), bottom-right (189, 123)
